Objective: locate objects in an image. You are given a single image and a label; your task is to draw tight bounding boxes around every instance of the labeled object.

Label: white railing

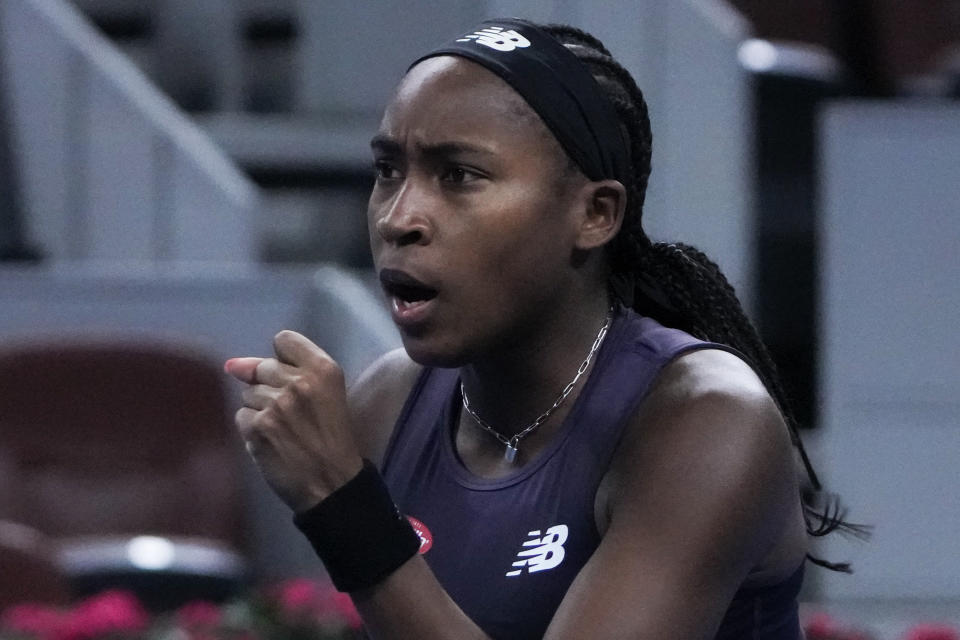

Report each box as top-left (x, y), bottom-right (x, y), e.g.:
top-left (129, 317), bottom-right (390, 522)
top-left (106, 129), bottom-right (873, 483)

top-left (0, 0), bottom-right (258, 263)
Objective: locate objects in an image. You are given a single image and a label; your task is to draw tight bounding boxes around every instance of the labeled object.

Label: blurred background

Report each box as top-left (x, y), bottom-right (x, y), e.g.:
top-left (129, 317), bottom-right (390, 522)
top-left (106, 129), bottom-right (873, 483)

top-left (0, 0), bottom-right (958, 637)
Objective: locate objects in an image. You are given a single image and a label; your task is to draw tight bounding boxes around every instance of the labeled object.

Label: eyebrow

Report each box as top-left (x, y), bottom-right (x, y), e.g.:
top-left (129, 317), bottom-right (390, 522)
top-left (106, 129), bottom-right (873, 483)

top-left (369, 134), bottom-right (497, 159)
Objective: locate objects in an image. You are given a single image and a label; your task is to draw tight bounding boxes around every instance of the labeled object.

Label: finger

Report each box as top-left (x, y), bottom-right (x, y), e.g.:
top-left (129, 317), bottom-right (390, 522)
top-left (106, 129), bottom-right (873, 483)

top-left (224, 357), bottom-right (264, 384)
top-left (234, 406), bottom-right (259, 441)
top-left (253, 358), bottom-right (300, 388)
top-left (241, 384), bottom-right (282, 411)
top-left (272, 330), bottom-right (331, 368)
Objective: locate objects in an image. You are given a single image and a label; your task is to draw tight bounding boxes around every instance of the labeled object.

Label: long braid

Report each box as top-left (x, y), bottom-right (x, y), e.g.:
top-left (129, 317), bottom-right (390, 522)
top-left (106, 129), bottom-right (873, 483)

top-left (542, 23), bottom-right (866, 571)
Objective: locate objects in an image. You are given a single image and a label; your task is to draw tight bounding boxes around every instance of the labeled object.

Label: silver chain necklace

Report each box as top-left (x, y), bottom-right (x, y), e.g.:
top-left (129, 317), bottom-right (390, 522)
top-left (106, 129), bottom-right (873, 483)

top-left (460, 310), bottom-right (613, 463)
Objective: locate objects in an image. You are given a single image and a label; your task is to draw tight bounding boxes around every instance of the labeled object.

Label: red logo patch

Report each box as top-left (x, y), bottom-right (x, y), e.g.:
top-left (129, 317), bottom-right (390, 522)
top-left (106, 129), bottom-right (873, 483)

top-left (406, 515), bottom-right (433, 554)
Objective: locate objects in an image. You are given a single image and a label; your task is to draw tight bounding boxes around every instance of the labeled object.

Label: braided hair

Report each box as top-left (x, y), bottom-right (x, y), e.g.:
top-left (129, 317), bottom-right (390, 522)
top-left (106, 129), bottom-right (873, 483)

top-left (540, 23), bottom-right (864, 571)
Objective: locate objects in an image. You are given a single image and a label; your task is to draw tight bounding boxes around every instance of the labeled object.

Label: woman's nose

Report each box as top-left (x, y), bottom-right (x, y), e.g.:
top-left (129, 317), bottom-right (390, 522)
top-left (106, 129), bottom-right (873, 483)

top-left (374, 182), bottom-right (432, 246)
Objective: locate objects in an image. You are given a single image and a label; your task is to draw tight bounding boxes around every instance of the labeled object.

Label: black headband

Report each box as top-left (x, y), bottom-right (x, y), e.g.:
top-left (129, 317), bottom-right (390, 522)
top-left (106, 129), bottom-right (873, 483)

top-left (410, 18), bottom-right (630, 187)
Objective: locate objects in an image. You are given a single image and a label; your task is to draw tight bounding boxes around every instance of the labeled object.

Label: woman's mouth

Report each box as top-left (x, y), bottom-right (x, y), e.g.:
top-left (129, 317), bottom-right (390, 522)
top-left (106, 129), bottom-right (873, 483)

top-left (379, 269), bottom-right (439, 326)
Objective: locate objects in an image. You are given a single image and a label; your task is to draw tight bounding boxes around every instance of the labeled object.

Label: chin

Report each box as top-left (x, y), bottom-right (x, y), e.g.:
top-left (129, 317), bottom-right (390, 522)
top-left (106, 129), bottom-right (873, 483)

top-left (399, 332), bottom-right (471, 369)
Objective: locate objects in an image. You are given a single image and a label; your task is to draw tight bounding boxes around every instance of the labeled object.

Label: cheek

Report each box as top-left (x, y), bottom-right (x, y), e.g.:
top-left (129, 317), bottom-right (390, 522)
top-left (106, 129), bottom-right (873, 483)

top-left (366, 202), bottom-right (385, 262)
top-left (466, 211), bottom-right (570, 297)
top-left (498, 192), bottom-right (573, 265)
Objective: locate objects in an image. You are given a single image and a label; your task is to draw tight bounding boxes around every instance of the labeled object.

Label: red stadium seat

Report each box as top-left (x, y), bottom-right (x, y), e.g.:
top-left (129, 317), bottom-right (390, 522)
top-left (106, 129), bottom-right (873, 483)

top-left (0, 520), bottom-right (70, 609)
top-left (0, 340), bottom-right (248, 607)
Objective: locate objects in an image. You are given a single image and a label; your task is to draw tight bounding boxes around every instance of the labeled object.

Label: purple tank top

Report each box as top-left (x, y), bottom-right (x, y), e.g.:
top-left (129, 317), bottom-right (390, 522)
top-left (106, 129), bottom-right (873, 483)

top-left (381, 307), bottom-right (803, 639)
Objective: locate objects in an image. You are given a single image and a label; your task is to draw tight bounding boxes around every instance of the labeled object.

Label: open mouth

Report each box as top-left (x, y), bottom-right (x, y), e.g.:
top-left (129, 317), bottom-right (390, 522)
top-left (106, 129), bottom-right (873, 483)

top-left (379, 269), bottom-right (439, 310)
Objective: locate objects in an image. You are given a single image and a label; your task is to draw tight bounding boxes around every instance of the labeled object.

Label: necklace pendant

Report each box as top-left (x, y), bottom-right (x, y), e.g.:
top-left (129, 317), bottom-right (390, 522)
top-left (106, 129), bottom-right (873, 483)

top-left (504, 442), bottom-right (518, 463)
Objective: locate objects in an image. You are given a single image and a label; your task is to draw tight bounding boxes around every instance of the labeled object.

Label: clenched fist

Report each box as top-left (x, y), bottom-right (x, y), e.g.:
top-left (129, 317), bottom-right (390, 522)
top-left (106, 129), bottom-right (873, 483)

top-left (225, 330), bottom-right (364, 512)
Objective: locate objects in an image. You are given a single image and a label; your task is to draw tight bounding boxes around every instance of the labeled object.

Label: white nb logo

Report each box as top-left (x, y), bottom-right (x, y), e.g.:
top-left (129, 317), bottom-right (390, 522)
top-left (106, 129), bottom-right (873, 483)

top-left (457, 26), bottom-right (531, 52)
top-left (505, 524), bottom-right (568, 577)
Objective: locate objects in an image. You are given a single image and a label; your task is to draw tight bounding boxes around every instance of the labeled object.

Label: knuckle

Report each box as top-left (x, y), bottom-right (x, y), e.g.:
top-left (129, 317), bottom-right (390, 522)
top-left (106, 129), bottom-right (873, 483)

top-left (273, 330), bottom-right (295, 350)
top-left (315, 357), bottom-right (344, 383)
top-left (235, 407), bottom-right (258, 440)
top-left (275, 387), bottom-right (299, 413)
top-left (252, 408), bottom-right (278, 431)
top-left (234, 406), bottom-right (251, 429)
top-left (291, 375), bottom-right (316, 397)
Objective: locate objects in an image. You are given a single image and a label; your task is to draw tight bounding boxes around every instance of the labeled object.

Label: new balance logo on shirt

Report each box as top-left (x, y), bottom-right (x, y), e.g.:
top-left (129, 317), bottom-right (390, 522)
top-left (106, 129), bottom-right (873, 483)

top-left (505, 524), bottom-right (568, 577)
top-left (457, 26), bottom-right (531, 52)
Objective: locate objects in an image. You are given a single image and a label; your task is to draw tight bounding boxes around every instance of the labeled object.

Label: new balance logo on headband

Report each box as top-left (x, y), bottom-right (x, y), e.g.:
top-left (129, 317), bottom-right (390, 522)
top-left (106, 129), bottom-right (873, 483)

top-left (456, 26), bottom-right (531, 52)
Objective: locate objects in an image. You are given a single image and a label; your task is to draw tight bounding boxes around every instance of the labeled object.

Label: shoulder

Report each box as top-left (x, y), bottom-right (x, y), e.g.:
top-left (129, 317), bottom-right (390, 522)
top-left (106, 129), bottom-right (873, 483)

top-left (548, 348), bottom-right (806, 634)
top-left (613, 346), bottom-right (791, 455)
top-left (645, 347), bottom-right (781, 422)
top-left (604, 346), bottom-right (803, 575)
top-left (626, 346), bottom-right (790, 456)
top-left (347, 348), bottom-right (423, 467)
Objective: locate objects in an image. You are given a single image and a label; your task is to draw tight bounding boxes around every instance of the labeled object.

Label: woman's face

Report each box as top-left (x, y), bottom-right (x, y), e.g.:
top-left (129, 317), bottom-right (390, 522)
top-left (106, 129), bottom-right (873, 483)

top-left (368, 56), bottom-right (587, 367)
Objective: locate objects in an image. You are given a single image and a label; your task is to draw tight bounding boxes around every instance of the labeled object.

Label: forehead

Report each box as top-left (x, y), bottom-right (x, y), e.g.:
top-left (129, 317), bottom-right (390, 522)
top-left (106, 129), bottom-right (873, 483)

top-left (378, 56), bottom-right (554, 150)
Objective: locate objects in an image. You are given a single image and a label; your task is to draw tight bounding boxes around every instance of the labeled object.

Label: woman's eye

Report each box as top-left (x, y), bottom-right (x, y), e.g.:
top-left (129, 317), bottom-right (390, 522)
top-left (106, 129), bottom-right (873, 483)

top-left (374, 161), bottom-right (400, 180)
top-left (441, 166), bottom-right (479, 184)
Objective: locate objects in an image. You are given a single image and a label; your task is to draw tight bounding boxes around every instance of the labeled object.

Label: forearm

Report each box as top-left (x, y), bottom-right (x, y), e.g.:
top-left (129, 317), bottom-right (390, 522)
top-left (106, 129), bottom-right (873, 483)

top-left (226, 339), bottom-right (490, 637)
top-left (351, 555), bottom-right (490, 640)
top-left (290, 461), bottom-right (490, 639)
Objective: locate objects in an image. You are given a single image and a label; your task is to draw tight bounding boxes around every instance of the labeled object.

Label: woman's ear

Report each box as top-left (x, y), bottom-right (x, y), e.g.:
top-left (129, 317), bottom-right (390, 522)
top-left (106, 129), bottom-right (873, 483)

top-left (574, 179), bottom-right (626, 250)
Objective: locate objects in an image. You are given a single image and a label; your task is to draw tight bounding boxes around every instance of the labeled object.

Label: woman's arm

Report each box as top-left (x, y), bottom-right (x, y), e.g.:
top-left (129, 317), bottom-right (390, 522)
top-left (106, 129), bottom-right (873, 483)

top-left (346, 346), bottom-right (422, 467)
top-left (226, 332), bottom-right (492, 639)
top-left (546, 348), bottom-right (806, 638)
top-left (228, 334), bottom-right (803, 639)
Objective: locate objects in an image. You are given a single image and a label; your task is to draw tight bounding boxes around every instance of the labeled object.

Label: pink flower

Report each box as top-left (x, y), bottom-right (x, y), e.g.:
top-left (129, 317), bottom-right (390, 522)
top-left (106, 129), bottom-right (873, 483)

top-left (274, 578), bottom-right (321, 615)
top-left (58, 590), bottom-right (149, 640)
top-left (806, 613), bottom-right (840, 639)
top-left (175, 601), bottom-right (222, 630)
top-left (268, 578), bottom-right (363, 630)
top-left (904, 624), bottom-right (960, 640)
top-left (0, 603), bottom-right (67, 637)
top-left (804, 613), bottom-right (877, 640)
top-left (330, 591), bottom-right (363, 630)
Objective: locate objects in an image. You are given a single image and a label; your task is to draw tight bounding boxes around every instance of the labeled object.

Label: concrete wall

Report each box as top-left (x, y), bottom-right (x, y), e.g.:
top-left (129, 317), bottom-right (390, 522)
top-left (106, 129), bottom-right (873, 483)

top-left (813, 102), bottom-right (960, 600)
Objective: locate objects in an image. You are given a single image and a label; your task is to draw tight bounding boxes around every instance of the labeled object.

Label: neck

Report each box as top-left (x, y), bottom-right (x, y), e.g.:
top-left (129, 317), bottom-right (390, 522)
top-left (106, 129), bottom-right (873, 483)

top-left (459, 289), bottom-right (613, 438)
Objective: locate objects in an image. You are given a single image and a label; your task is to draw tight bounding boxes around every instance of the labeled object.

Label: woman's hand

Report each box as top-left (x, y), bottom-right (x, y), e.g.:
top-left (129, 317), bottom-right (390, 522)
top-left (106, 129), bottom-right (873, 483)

top-left (225, 330), bottom-right (364, 513)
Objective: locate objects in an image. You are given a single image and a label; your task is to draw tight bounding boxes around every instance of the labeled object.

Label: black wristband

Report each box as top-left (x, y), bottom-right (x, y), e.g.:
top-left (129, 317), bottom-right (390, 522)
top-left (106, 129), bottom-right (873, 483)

top-left (293, 459), bottom-right (421, 592)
